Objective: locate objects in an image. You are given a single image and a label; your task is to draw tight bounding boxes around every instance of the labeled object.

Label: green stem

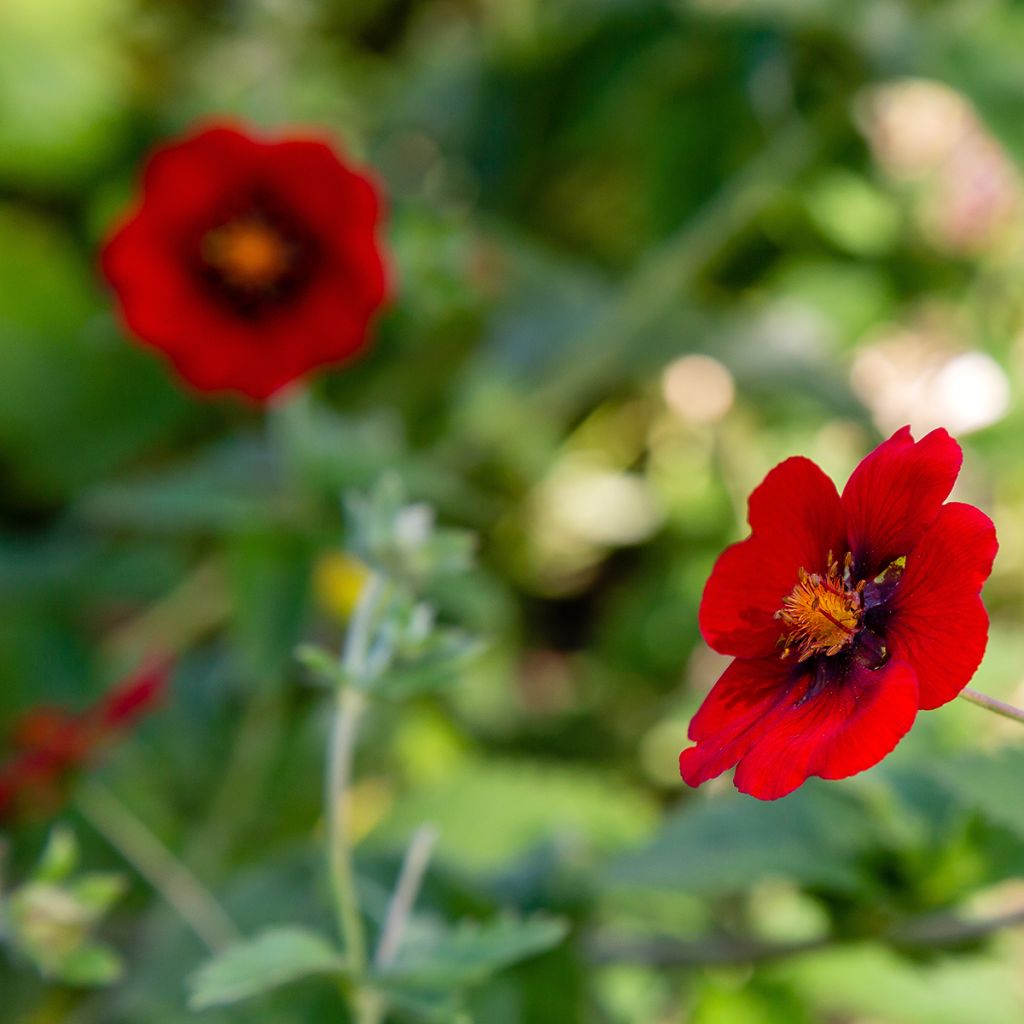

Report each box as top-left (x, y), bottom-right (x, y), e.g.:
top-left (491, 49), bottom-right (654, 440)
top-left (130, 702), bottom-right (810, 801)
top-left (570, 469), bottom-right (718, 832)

top-left (77, 781), bottom-right (239, 952)
top-left (326, 686), bottom-right (369, 972)
top-left (324, 571), bottom-right (385, 1018)
top-left (588, 897), bottom-right (1024, 968)
top-left (375, 825), bottom-right (438, 970)
top-left (186, 688), bottom-right (285, 876)
top-left (959, 687), bottom-right (1024, 725)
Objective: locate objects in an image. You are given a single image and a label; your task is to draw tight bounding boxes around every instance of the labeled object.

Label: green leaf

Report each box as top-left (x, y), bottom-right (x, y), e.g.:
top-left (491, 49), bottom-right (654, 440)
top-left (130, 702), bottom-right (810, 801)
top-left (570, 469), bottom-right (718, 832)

top-left (55, 943), bottom-right (124, 986)
top-left (68, 874), bottom-right (126, 916)
top-left (776, 941), bottom-right (1024, 1024)
top-left (78, 438), bottom-right (298, 534)
top-left (34, 827), bottom-right (78, 883)
top-left (373, 630), bottom-right (483, 700)
top-left (295, 643), bottom-right (347, 688)
top-left (378, 985), bottom-right (465, 1023)
top-left (936, 747), bottom-right (1024, 839)
top-left (370, 758), bottom-right (657, 870)
top-left (188, 927), bottom-right (345, 1010)
top-left (345, 478), bottom-right (476, 584)
top-left (228, 532), bottom-right (314, 681)
top-left (609, 783), bottom-right (877, 896)
top-left (379, 915), bottom-right (568, 989)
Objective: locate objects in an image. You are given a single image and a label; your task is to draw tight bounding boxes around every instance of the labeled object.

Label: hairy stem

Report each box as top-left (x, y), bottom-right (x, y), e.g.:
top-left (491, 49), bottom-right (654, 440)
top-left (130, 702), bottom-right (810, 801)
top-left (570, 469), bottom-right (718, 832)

top-left (326, 685), bottom-right (368, 972)
top-left (959, 687), bottom-right (1024, 725)
top-left (77, 781), bottom-right (239, 952)
top-left (325, 571), bottom-right (384, 1019)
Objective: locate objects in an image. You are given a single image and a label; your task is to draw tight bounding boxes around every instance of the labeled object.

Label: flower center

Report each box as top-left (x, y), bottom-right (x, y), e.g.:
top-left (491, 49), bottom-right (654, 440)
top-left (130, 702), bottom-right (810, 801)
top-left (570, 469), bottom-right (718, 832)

top-left (776, 554), bottom-right (863, 662)
top-left (201, 216), bottom-right (293, 293)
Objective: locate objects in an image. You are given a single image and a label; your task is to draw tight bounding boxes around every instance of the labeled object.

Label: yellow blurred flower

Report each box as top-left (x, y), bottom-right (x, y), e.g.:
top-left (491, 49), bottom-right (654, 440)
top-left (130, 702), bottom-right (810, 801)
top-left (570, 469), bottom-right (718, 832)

top-left (314, 552), bottom-right (370, 623)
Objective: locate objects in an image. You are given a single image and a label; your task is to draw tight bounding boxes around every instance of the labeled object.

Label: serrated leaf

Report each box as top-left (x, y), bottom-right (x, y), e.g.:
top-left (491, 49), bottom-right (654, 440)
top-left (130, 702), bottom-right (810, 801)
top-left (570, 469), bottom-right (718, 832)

top-left (608, 783), bottom-right (877, 896)
top-left (379, 915), bottom-right (568, 989)
top-left (378, 984), bottom-right (464, 1023)
top-left (188, 927), bottom-right (345, 1010)
top-left (373, 632), bottom-right (483, 699)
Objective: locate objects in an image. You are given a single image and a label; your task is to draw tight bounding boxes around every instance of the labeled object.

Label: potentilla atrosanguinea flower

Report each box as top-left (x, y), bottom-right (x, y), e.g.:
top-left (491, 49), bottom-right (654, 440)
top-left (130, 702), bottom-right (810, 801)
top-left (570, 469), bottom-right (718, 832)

top-left (0, 661), bottom-right (169, 822)
top-left (101, 122), bottom-right (388, 401)
top-left (680, 427), bottom-right (997, 800)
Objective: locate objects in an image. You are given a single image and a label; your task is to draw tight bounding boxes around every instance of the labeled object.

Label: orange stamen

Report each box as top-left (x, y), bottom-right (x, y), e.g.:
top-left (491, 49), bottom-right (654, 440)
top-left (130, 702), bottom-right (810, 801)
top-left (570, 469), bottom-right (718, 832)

top-left (776, 553), bottom-right (862, 661)
top-left (202, 217), bottom-right (291, 291)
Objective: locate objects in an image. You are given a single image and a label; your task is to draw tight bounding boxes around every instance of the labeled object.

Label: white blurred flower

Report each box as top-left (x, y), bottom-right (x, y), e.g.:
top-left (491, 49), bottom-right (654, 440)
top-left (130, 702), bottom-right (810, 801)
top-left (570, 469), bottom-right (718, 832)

top-left (542, 457), bottom-right (663, 547)
top-left (851, 323), bottom-right (1009, 437)
top-left (661, 354), bottom-right (735, 425)
top-left (858, 79), bottom-right (974, 181)
top-left (858, 78), bottom-right (1021, 254)
top-left (522, 455), bottom-right (665, 593)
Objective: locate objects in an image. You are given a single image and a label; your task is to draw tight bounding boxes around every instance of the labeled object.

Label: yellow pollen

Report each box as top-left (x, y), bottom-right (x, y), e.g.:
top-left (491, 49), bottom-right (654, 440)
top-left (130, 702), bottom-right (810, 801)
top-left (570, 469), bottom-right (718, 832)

top-left (776, 555), bottom-right (862, 662)
top-left (202, 217), bottom-right (291, 291)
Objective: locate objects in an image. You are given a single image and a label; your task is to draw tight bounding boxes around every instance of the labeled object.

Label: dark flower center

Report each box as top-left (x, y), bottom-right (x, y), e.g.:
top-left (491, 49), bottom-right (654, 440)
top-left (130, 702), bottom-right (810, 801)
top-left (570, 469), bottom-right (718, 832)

top-left (197, 206), bottom-right (315, 317)
top-left (202, 216), bottom-right (292, 292)
top-left (776, 552), bottom-right (865, 661)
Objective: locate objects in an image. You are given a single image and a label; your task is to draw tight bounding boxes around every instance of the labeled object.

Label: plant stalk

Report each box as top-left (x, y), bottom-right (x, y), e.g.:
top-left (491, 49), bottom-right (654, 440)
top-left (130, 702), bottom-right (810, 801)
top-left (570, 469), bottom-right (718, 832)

top-left (325, 571), bottom-right (385, 1020)
top-left (77, 781), bottom-right (239, 952)
top-left (959, 687), bottom-right (1024, 725)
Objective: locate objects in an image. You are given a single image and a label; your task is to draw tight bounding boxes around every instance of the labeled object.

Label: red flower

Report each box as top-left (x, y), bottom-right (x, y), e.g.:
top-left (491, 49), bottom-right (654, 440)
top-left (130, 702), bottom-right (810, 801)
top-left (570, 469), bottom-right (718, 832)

top-left (0, 661), bottom-right (169, 823)
top-left (680, 427), bottom-right (997, 800)
top-left (101, 122), bottom-right (389, 401)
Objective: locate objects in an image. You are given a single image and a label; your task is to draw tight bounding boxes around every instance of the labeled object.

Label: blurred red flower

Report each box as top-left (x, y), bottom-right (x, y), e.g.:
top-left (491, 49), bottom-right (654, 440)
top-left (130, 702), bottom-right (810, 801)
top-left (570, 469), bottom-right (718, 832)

top-left (680, 427), bottom-right (997, 800)
top-left (0, 661), bottom-right (169, 822)
top-left (101, 122), bottom-right (389, 401)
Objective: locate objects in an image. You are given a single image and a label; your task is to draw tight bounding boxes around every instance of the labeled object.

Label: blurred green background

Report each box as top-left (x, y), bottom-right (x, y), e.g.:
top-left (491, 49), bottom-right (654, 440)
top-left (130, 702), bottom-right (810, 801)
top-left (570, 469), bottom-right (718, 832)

top-left (5, 0), bottom-right (1024, 1020)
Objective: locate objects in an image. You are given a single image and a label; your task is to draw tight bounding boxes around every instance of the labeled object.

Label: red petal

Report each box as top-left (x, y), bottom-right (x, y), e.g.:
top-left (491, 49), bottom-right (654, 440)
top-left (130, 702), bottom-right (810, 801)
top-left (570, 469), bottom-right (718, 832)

top-left (841, 427), bottom-right (962, 576)
top-left (139, 123), bottom-right (257, 232)
top-left (100, 121), bottom-right (389, 402)
top-left (680, 656), bottom-right (919, 799)
top-left (260, 138), bottom-right (390, 311)
top-left (699, 457), bottom-right (845, 657)
top-left (679, 655), bottom-right (797, 787)
top-left (886, 502), bottom-right (997, 710)
top-left (731, 659), bottom-right (918, 799)
top-left (96, 659), bottom-right (171, 731)
top-left (262, 137), bottom-right (384, 237)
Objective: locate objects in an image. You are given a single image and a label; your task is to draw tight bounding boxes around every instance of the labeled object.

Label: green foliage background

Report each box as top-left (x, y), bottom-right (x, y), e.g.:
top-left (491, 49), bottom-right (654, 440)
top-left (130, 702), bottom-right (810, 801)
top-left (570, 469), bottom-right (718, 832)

top-left (4, 0), bottom-right (1024, 1020)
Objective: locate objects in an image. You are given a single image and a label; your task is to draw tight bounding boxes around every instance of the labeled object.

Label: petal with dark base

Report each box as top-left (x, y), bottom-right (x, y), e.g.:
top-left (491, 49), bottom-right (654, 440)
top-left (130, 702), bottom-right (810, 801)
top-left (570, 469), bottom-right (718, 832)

top-left (842, 427), bottom-right (961, 577)
top-left (886, 502), bottom-right (997, 710)
top-left (679, 655), bottom-right (800, 787)
top-left (699, 457), bottom-right (845, 658)
top-left (680, 656), bottom-right (919, 799)
top-left (731, 658), bottom-right (919, 800)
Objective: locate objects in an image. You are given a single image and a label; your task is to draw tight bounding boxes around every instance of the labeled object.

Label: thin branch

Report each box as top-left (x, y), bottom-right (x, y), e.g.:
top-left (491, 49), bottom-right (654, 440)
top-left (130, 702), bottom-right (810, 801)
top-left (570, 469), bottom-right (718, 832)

top-left (890, 903), bottom-right (1024, 947)
top-left (77, 781), bottom-right (239, 953)
top-left (102, 560), bottom-right (229, 669)
top-left (588, 898), bottom-right (1024, 969)
top-left (375, 825), bottom-right (439, 970)
top-left (959, 687), bottom-right (1024, 725)
top-left (186, 689), bottom-right (286, 876)
top-left (587, 932), bottom-right (830, 968)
